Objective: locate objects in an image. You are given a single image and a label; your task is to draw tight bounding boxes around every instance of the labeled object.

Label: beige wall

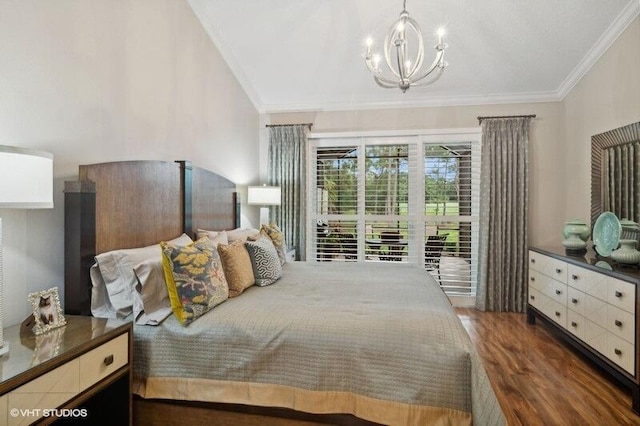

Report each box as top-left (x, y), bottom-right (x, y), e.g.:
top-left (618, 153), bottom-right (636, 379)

top-left (0, 0), bottom-right (259, 326)
top-left (562, 17), bottom-right (640, 222)
top-left (266, 103), bottom-right (565, 248)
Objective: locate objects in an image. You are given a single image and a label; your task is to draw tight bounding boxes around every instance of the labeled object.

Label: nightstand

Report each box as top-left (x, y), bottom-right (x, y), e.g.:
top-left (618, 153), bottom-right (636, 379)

top-left (286, 247), bottom-right (296, 262)
top-left (0, 315), bottom-right (132, 425)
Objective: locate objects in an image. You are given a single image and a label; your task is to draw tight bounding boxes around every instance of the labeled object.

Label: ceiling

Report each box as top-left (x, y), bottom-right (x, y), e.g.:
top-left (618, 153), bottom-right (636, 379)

top-left (188, 0), bottom-right (639, 113)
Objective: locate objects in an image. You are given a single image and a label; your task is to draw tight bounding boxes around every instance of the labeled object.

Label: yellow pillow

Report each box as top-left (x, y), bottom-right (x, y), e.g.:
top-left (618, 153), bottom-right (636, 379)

top-left (217, 239), bottom-right (255, 297)
top-left (161, 237), bottom-right (229, 325)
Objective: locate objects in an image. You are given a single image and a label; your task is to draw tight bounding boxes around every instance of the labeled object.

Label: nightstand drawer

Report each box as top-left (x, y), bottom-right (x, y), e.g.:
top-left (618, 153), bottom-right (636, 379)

top-left (79, 333), bottom-right (128, 391)
top-left (7, 359), bottom-right (80, 426)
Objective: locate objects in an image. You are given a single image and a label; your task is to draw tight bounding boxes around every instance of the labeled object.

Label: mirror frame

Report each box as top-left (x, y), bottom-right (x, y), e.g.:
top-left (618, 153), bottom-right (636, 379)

top-left (591, 121), bottom-right (640, 225)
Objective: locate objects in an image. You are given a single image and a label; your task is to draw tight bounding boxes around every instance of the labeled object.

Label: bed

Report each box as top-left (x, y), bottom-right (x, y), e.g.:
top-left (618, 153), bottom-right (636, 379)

top-left (63, 160), bottom-right (505, 426)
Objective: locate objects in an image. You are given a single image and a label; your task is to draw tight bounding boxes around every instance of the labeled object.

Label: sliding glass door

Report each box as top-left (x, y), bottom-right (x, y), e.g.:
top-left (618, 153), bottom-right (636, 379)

top-left (307, 131), bottom-right (480, 297)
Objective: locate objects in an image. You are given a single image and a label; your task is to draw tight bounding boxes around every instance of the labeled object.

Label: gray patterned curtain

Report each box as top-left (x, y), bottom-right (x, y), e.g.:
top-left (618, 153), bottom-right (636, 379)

top-left (268, 125), bottom-right (308, 261)
top-left (476, 117), bottom-right (531, 312)
top-left (603, 142), bottom-right (640, 223)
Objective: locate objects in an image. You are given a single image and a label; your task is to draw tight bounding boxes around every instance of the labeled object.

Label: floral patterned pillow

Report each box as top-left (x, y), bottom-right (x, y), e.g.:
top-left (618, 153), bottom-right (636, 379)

top-left (161, 237), bottom-right (229, 325)
top-left (260, 223), bottom-right (287, 265)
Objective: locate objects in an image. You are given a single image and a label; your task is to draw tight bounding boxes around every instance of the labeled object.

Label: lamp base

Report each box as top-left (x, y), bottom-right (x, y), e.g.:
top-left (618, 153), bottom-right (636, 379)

top-left (0, 341), bottom-right (9, 356)
top-left (259, 207), bottom-right (270, 227)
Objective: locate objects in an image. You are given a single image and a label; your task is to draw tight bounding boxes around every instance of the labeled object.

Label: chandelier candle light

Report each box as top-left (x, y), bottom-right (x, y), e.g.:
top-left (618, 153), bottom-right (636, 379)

top-left (363, 0), bottom-right (448, 92)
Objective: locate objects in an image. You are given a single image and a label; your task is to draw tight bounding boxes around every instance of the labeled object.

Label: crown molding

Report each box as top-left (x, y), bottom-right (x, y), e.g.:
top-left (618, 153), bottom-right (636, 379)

top-left (556, 0), bottom-right (640, 100)
top-left (187, 0), bottom-right (265, 112)
top-left (261, 90), bottom-right (560, 114)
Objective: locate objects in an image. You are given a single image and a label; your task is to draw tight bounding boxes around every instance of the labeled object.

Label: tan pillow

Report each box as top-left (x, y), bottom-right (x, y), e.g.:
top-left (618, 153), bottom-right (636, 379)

top-left (217, 239), bottom-right (255, 297)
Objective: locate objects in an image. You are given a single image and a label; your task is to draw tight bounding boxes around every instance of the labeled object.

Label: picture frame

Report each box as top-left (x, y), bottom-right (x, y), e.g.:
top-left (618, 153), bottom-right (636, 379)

top-left (28, 287), bottom-right (67, 335)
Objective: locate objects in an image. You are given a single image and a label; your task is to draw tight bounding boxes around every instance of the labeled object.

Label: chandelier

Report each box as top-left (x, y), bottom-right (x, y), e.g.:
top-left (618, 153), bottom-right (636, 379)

top-left (363, 0), bottom-right (448, 93)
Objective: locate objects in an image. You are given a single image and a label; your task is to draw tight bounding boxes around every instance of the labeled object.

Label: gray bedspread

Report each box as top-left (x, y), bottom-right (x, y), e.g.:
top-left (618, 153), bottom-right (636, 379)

top-left (133, 262), bottom-right (504, 425)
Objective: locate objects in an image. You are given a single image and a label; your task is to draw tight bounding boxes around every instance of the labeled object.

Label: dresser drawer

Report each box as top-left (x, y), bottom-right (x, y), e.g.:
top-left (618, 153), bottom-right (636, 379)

top-left (79, 333), bottom-right (128, 391)
top-left (546, 299), bottom-right (567, 329)
top-left (7, 359), bottom-right (80, 426)
top-left (607, 278), bottom-right (636, 315)
top-left (607, 333), bottom-right (635, 375)
top-left (567, 286), bottom-right (585, 316)
top-left (606, 304), bottom-right (635, 344)
top-left (529, 251), bottom-right (567, 283)
top-left (568, 264), bottom-right (609, 300)
top-left (584, 319), bottom-right (608, 356)
top-left (567, 310), bottom-right (586, 341)
top-left (584, 293), bottom-right (608, 328)
top-left (528, 269), bottom-right (545, 292)
top-left (530, 271), bottom-right (567, 304)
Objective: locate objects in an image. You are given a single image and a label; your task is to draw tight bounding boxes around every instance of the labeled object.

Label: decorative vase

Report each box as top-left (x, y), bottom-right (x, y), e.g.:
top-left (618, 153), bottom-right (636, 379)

top-left (610, 239), bottom-right (640, 265)
top-left (620, 219), bottom-right (640, 241)
top-left (563, 219), bottom-right (590, 242)
top-left (562, 229), bottom-right (587, 252)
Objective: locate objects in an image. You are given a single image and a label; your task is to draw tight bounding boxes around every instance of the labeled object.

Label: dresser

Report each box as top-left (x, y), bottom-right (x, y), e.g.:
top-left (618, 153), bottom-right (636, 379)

top-left (0, 315), bottom-right (131, 425)
top-left (528, 246), bottom-right (640, 413)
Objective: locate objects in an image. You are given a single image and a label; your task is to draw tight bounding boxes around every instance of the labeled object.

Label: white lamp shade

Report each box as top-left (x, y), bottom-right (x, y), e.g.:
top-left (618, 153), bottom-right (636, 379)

top-left (0, 145), bottom-right (54, 208)
top-left (247, 186), bottom-right (281, 206)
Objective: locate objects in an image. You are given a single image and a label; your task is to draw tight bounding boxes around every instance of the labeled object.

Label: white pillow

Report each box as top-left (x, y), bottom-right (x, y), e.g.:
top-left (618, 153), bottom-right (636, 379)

top-left (196, 229), bottom-right (229, 247)
top-left (226, 227), bottom-right (259, 242)
top-left (90, 233), bottom-right (193, 318)
top-left (132, 258), bottom-right (172, 325)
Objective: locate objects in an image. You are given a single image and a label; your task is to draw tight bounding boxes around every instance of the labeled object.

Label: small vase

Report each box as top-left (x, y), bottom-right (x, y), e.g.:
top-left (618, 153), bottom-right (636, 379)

top-left (562, 230), bottom-right (587, 252)
top-left (610, 239), bottom-right (640, 265)
top-left (563, 219), bottom-right (590, 242)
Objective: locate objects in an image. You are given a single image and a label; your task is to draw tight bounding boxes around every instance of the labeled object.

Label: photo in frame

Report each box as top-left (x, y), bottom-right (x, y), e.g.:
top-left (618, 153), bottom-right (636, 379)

top-left (28, 287), bottom-right (67, 335)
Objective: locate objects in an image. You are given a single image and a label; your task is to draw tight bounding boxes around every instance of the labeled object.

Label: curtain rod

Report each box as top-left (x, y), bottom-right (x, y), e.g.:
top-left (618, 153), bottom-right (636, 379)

top-left (477, 114), bottom-right (536, 123)
top-left (265, 123), bottom-right (313, 129)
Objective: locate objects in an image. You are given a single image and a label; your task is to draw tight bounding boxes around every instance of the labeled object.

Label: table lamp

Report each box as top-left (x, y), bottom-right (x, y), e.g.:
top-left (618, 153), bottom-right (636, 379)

top-left (247, 185), bottom-right (281, 227)
top-left (0, 145), bottom-right (54, 355)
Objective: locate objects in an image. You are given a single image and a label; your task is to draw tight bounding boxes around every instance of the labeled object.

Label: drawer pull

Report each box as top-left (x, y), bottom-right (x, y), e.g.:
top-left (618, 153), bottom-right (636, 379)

top-left (615, 320), bottom-right (623, 327)
top-left (571, 321), bottom-right (577, 327)
top-left (615, 291), bottom-right (623, 298)
top-left (555, 311), bottom-right (561, 317)
top-left (555, 289), bottom-right (562, 295)
top-left (530, 295), bottom-right (535, 300)
top-left (571, 274), bottom-right (578, 280)
top-left (530, 277), bottom-right (535, 282)
top-left (555, 268), bottom-right (562, 274)
top-left (571, 298), bottom-right (578, 304)
top-left (531, 258), bottom-right (536, 263)
top-left (104, 354), bottom-right (114, 366)
top-left (614, 348), bottom-right (622, 356)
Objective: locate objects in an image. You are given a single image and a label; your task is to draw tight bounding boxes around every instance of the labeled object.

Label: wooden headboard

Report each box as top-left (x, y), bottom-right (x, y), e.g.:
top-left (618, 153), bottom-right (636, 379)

top-left (64, 160), bottom-right (237, 315)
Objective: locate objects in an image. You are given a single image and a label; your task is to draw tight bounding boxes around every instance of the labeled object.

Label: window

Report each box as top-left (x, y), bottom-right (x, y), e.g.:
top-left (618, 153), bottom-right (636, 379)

top-left (308, 130), bottom-right (480, 298)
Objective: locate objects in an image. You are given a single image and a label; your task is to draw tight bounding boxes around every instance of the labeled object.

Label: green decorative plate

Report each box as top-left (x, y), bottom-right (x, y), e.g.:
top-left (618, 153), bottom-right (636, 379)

top-left (593, 212), bottom-right (621, 257)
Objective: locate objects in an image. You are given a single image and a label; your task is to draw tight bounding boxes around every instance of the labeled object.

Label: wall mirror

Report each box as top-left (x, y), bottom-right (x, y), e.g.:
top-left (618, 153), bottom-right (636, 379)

top-left (591, 121), bottom-right (640, 225)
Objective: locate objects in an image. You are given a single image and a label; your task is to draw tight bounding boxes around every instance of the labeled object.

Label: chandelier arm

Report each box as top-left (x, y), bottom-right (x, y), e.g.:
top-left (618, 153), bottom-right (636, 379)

top-left (373, 73), bottom-right (402, 87)
top-left (411, 49), bottom-right (445, 83)
top-left (384, 23), bottom-right (402, 79)
top-left (404, 18), bottom-right (425, 78)
top-left (411, 65), bottom-right (445, 87)
top-left (374, 75), bottom-right (399, 89)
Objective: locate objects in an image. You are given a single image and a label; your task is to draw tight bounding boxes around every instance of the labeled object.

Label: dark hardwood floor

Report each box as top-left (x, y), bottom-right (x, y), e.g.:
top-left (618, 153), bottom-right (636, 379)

top-left (456, 308), bottom-right (640, 425)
